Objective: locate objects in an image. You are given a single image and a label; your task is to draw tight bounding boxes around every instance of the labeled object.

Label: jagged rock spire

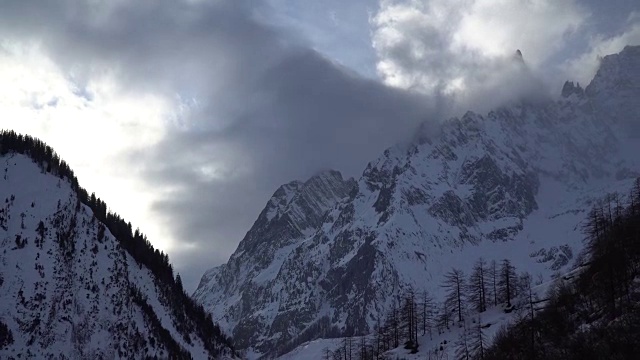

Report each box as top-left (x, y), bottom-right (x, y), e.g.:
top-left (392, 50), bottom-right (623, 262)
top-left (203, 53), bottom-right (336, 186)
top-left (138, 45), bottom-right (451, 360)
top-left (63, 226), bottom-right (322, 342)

top-left (561, 81), bottom-right (585, 98)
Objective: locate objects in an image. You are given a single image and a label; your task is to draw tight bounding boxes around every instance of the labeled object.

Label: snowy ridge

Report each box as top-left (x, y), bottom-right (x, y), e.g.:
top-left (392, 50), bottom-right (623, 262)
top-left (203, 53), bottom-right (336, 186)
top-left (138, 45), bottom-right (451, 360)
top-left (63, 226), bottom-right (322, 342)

top-left (193, 46), bottom-right (640, 358)
top-left (0, 151), bottom-right (233, 359)
top-left (193, 170), bottom-right (355, 351)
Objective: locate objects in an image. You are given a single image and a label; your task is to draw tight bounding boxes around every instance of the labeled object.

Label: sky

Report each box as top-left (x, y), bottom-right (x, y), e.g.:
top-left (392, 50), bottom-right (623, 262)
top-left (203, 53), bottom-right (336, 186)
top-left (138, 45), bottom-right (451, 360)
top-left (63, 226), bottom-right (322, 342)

top-left (0, 0), bottom-right (638, 292)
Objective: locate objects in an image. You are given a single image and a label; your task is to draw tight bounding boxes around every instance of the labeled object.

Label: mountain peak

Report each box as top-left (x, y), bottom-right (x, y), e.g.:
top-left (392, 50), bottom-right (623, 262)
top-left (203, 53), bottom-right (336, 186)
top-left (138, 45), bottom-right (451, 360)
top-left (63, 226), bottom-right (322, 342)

top-left (514, 49), bottom-right (524, 62)
top-left (585, 45), bottom-right (640, 137)
top-left (586, 45), bottom-right (640, 95)
top-left (561, 80), bottom-right (585, 98)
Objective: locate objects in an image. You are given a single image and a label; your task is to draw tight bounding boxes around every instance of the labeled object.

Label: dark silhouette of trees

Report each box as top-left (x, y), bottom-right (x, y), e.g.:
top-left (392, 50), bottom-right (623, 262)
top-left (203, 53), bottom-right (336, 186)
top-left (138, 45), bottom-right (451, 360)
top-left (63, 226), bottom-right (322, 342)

top-left (484, 181), bottom-right (640, 359)
top-left (401, 288), bottom-right (419, 352)
top-left (470, 318), bottom-right (487, 360)
top-left (436, 301), bottom-right (452, 334)
top-left (443, 268), bottom-right (466, 324)
top-left (454, 323), bottom-right (472, 360)
top-left (420, 290), bottom-right (435, 339)
top-left (499, 259), bottom-right (517, 308)
top-left (490, 260), bottom-right (498, 307)
top-left (469, 258), bottom-right (489, 313)
top-left (0, 320), bottom-right (14, 349)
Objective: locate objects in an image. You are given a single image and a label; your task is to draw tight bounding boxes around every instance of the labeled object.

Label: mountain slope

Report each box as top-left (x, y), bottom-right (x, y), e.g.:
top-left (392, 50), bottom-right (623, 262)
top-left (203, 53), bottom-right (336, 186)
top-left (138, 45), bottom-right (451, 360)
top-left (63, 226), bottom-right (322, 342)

top-left (193, 45), bottom-right (640, 357)
top-left (0, 132), bottom-right (235, 359)
top-left (194, 170), bottom-right (355, 352)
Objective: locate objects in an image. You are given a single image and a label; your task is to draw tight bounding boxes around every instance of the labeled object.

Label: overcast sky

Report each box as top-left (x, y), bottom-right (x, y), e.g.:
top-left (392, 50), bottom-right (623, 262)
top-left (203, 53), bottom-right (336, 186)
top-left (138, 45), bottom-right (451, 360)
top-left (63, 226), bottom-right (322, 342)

top-left (1, 0), bottom-right (638, 292)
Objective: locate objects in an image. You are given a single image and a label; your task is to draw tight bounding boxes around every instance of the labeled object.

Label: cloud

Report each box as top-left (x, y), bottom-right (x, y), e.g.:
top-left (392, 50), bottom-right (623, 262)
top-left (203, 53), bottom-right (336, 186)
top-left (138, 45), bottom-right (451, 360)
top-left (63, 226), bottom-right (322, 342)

top-left (1, 0), bottom-right (637, 293)
top-left (371, 0), bottom-right (589, 112)
top-left (0, 0), bottom-right (437, 291)
top-left (140, 49), bottom-right (436, 291)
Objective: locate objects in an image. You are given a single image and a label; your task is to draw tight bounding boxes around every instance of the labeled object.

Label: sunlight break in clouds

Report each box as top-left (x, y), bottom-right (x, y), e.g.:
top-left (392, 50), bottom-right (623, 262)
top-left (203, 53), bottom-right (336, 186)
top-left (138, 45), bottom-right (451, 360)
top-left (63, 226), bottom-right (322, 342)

top-left (0, 42), bottom-right (173, 251)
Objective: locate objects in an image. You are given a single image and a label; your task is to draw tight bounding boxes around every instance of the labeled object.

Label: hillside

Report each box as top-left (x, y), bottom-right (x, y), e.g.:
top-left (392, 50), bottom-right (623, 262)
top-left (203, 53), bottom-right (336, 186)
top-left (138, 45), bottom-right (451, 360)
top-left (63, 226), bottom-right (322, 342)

top-left (0, 132), bottom-right (235, 359)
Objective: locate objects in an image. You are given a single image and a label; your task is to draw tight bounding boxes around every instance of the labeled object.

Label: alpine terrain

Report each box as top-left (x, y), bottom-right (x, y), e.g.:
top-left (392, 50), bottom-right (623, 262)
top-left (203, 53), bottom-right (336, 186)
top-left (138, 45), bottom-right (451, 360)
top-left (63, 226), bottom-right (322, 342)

top-left (193, 45), bottom-right (640, 358)
top-left (0, 133), bottom-right (235, 359)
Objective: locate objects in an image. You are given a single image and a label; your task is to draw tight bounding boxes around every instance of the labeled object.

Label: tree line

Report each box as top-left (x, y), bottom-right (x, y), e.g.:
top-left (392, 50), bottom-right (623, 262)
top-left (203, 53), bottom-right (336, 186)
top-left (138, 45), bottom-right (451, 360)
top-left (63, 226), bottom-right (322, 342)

top-left (321, 256), bottom-right (533, 359)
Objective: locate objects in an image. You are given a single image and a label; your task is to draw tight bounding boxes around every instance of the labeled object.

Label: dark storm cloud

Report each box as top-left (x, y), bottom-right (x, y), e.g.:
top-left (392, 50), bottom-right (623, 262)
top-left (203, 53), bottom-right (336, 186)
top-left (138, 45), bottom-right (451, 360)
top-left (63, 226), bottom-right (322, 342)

top-left (0, 0), bottom-right (437, 291)
top-left (144, 49), bottom-right (437, 292)
top-left (0, 0), bottom-right (283, 103)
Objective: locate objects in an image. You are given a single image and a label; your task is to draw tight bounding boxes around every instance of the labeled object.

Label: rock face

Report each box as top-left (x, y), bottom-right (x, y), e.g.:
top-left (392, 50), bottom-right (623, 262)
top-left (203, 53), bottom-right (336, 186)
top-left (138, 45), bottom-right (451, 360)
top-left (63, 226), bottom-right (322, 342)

top-left (0, 137), bottom-right (234, 359)
top-left (193, 170), bottom-right (356, 351)
top-left (193, 46), bottom-right (640, 357)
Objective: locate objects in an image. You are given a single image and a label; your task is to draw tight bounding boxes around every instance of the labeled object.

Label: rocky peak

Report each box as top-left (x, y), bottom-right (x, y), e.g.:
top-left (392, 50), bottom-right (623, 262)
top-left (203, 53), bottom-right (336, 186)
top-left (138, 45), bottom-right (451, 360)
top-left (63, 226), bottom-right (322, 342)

top-left (287, 170), bottom-right (357, 230)
top-left (561, 80), bottom-right (585, 98)
top-left (585, 45), bottom-right (640, 137)
top-left (236, 170), bottom-right (355, 255)
top-left (586, 45), bottom-right (640, 96)
top-left (193, 170), bottom-right (356, 350)
top-left (514, 49), bottom-right (524, 63)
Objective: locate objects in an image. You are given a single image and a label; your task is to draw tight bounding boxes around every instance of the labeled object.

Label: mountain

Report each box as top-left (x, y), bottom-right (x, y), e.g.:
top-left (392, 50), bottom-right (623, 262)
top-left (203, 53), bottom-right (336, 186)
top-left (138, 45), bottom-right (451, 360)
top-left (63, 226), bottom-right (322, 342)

top-left (0, 132), bottom-right (235, 359)
top-left (193, 45), bottom-right (640, 357)
top-left (193, 170), bottom-right (356, 353)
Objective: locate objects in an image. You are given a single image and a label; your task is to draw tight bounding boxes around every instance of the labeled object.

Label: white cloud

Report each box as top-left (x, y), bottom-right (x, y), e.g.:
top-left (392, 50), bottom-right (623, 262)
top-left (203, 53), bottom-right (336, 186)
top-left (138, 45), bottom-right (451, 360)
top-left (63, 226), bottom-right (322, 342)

top-left (371, 0), bottom-right (589, 112)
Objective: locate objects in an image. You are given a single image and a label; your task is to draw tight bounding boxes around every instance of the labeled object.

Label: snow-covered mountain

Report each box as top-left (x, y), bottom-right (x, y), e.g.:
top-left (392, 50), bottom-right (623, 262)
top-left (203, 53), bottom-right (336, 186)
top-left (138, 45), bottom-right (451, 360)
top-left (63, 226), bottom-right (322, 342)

top-left (0, 134), bottom-right (235, 359)
top-left (193, 45), bottom-right (640, 357)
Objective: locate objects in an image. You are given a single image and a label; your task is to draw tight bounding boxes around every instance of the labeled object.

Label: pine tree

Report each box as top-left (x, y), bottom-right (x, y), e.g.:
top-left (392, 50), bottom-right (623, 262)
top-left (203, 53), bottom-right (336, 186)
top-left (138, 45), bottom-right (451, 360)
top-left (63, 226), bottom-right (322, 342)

top-left (443, 268), bottom-right (466, 323)
top-left (454, 323), bottom-right (472, 360)
top-left (341, 336), bottom-right (354, 360)
top-left (490, 260), bottom-right (498, 307)
top-left (401, 288), bottom-right (418, 351)
top-left (471, 317), bottom-right (487, 360)
top-left (436, 301), bottom-right (451, 334)
top-left (358, 336), bottom-right (365, 360)
top-left (420, 290), bottom-right (435, 339)
top-left (498, 260), bottom-right (517, 308)
top-left (469, 258), bottom-right (489, 313)
top-left (389, 300), bottom-right (400, 348)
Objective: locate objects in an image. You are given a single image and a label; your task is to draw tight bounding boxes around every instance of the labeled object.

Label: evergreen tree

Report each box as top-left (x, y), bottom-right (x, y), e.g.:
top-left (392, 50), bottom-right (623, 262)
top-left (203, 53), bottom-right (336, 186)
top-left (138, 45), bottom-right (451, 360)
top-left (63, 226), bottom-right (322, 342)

top-left (436, 301), bottom-right (451, 334)
top-left (385, 300), bottom-right (400, 349)
top-left (443, 268), bottom-right (466, 323)
top-left (420, 290), bottom-right (435, 339)
top-left (498, 260), bottom-right (517, 307)
top-left (0, 320), bottom-right (14, 349)
top-left (401, 288), bottom-right (419, 351)
top-left (471, 317), bottom-right (487, 360)
top-left (469, 258), bottom-right (489, 313)
top-left (490, 260), bottom-right (498, 307)
top-left (454, 323), bottom-right (472, 360)
top-left (323, 347), bottom-right (332, 360)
